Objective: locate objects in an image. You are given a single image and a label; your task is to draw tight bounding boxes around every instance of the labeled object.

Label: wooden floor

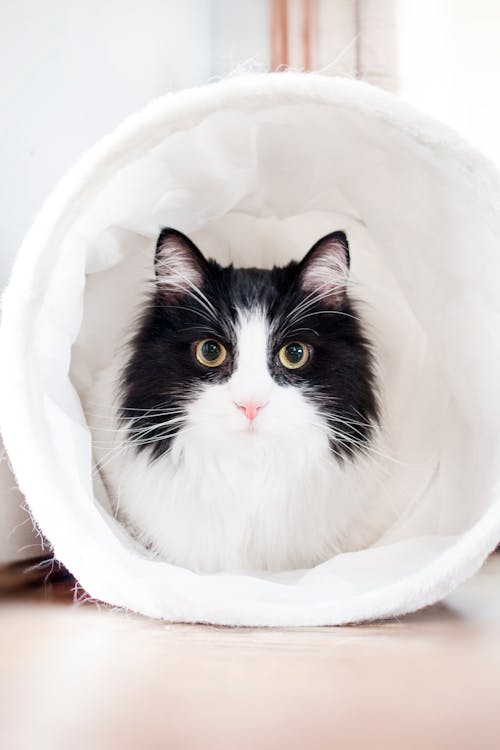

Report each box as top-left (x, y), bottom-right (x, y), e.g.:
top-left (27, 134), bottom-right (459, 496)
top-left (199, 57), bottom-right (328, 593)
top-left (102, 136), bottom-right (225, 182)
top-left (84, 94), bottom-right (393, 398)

top-left (1, 556), bottom-right (500, 750)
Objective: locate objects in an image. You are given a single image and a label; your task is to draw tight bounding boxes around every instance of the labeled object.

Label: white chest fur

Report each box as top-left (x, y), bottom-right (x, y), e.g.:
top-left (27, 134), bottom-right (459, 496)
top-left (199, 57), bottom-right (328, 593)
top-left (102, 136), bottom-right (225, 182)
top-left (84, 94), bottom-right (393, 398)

top-left (100, 423), bottom-right (389, 572)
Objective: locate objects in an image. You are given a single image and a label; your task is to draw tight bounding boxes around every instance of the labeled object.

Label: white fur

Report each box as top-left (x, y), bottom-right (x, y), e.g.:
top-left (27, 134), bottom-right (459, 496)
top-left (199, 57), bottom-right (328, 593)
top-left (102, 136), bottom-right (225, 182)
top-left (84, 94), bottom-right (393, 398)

top-left (90, 310), bottom-right (394, 573)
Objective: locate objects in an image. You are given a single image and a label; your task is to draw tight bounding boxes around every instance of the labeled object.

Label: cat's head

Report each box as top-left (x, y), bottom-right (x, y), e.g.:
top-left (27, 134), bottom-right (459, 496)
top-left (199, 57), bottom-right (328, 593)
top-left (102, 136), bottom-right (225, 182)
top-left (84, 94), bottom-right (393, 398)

top-left (120, 228), bottom-right (378, 461)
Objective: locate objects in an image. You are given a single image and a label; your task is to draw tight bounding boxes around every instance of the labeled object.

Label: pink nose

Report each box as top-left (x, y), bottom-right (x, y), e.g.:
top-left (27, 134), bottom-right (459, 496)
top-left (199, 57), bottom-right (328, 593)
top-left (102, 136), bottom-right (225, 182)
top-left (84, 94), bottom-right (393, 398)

top-left (235, 401), bottom-right (266, 421)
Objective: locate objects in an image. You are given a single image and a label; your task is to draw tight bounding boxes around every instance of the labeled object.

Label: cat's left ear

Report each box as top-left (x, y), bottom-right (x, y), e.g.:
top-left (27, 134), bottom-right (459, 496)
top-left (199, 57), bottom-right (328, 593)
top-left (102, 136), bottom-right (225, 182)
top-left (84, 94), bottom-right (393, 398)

top-left (298, 231), bottom-right (350, 307)
top-left (154, 228), bottom-right (209, 301)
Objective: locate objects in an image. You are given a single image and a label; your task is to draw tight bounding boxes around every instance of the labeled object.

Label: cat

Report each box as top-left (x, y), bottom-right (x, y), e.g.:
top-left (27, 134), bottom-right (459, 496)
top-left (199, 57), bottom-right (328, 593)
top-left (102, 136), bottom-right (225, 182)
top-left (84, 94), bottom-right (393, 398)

top-left (89, 228), bottom-right (394, 573)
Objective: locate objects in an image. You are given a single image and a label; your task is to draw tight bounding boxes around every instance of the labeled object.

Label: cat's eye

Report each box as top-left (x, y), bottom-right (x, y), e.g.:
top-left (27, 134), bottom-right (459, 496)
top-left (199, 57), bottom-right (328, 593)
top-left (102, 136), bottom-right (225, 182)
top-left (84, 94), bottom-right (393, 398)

top-left (195, 339), bottom-right (227, 368)
top-left (278, 342), bottom-right (310, 370)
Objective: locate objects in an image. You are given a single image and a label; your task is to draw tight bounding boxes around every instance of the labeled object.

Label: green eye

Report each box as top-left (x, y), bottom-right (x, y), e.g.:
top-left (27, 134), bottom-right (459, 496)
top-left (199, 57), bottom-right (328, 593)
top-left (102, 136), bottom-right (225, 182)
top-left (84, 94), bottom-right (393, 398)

top-left (195, 339), bottom-right (227, 368)
top-left (278, 342), bottom-right (310, 370)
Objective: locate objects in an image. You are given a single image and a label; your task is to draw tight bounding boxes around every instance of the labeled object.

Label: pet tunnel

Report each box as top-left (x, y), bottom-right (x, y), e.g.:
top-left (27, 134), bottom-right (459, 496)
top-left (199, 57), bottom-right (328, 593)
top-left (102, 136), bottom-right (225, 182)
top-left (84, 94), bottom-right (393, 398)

top-left (1, 72), bottom-right (500, 625)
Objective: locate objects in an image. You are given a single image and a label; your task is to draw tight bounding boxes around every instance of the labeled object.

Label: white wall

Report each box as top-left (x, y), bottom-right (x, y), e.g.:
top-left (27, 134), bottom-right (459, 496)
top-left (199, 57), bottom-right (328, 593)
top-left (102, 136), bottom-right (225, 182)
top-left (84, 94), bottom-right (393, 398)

top-left (398, 0), bottom-right (500, 165)
top-left (210, 0), bottom-right (269, 77)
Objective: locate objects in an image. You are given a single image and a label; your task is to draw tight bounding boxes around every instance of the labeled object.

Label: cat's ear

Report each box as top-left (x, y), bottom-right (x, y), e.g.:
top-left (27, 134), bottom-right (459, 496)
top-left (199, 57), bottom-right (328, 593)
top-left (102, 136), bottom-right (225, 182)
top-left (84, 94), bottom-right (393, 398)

top-left (154, 228), bottom-right (208, 300)
top-left (298, 231), bottom-right (350, 306)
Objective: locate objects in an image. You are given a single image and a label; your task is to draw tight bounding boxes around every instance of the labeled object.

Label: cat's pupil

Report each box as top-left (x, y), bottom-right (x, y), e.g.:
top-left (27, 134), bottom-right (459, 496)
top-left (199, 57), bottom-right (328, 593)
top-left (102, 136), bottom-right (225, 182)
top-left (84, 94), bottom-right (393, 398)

top-left (286, 343), bottom-right (304, 364)
top-left (201, 341), bottom-right (221, 362)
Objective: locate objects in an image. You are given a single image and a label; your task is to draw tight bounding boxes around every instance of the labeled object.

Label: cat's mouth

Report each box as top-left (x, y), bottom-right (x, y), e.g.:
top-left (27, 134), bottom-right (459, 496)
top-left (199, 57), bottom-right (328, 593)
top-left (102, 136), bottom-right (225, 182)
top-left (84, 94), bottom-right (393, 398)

top-left (237, 417), bottom-right (274, 438)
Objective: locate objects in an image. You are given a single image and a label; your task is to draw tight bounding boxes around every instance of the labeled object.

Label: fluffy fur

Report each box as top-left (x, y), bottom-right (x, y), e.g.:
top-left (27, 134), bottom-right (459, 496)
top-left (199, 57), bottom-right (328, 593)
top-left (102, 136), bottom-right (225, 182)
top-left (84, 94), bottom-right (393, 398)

top-left (89, 229), bottom-right (392, 573)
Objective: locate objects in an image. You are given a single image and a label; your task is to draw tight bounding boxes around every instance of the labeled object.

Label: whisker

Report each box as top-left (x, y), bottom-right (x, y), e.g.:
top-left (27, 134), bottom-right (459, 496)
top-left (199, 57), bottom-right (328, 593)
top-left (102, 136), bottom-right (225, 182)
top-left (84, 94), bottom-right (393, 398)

top-left (92, 416), bottom-right (187, 434)
top-left (92, 426), bottom-right (192, 476)
top-left (85, 400), bottom-right (187, 414)
top-left (86, 409), bottom-right (186, 425)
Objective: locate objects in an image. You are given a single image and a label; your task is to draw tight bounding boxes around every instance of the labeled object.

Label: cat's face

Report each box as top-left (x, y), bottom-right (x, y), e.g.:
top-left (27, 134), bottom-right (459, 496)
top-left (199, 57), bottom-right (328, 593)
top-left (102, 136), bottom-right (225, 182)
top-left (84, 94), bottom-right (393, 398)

top-left (120, 229), bottom-right (378, 461)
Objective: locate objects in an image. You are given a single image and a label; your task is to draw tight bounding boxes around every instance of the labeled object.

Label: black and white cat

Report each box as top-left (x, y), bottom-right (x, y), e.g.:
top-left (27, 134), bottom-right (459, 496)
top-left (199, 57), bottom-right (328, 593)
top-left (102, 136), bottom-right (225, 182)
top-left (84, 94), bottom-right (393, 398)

top-left (90, 228), bottom-right (394, 573)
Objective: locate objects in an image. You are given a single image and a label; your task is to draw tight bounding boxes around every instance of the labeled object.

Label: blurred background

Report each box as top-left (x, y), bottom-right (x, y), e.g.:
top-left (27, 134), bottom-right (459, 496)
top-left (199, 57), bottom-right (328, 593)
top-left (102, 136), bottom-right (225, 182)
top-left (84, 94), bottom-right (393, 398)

top-left (2, 0), bottom-right (500, 290)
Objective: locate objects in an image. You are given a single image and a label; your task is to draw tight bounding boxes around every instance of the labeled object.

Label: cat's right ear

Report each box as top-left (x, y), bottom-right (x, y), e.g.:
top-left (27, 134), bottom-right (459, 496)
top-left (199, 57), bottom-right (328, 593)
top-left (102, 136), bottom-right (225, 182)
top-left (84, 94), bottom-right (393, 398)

top-left (154, 228), bottom-right (209, 301)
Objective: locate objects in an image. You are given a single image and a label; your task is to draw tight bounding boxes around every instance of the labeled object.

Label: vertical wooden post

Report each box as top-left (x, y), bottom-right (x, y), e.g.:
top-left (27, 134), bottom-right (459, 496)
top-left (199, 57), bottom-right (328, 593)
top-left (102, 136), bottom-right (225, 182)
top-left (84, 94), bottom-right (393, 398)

top-left (302, 0), bottom-right (319, 72)
top-left (271, 0), bottom-right (318, 72)
top-left (271, 0), bottom-right (289, 70)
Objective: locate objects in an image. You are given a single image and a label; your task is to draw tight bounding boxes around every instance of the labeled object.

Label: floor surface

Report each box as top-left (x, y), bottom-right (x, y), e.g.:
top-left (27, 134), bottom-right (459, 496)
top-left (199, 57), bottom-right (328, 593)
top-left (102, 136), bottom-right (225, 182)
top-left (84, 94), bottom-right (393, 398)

top-left (1, 555), bottom-right (500, 749)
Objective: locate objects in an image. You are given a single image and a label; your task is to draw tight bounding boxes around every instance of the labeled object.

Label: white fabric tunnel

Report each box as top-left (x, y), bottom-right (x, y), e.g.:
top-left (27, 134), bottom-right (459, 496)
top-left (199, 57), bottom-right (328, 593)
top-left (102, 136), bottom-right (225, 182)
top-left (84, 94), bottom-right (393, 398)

top-left (1, 73), bottom-right (500, 626)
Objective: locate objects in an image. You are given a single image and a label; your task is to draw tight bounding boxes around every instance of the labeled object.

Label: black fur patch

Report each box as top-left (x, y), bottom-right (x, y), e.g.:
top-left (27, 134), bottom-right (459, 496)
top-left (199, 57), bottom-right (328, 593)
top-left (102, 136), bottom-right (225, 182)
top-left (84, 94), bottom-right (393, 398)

top-left (120, 229), bottom-right (378, 461)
